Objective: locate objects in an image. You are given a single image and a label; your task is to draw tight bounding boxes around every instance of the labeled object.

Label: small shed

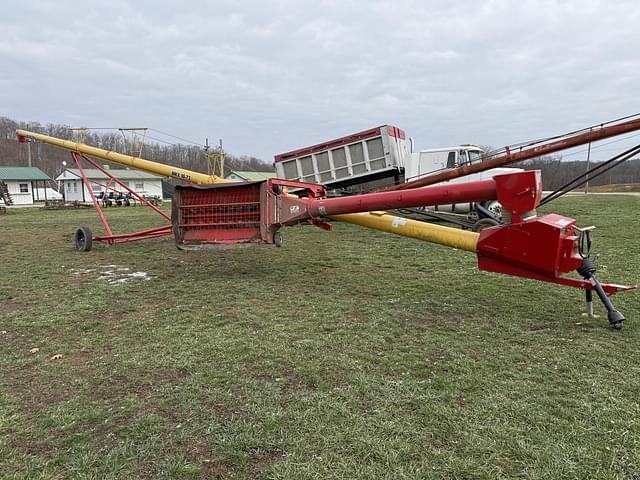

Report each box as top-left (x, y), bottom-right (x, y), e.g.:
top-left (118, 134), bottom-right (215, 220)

top-left (55, 168), bottom-right (164, 203)
top-left (225, 170), bottom-right (276, 182)
top-left (0, 166), bottom-right (52, 205)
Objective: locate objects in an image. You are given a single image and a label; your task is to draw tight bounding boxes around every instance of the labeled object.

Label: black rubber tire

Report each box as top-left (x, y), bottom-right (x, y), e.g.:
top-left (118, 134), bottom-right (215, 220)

top-left (472, 218), bottom-right (500, 232)
top-left (74, 226), bottom-right (93, 252)
top-left (483, 201), bottom-right (503, 221)
top-left (274, 231), bottom-right (284, 247)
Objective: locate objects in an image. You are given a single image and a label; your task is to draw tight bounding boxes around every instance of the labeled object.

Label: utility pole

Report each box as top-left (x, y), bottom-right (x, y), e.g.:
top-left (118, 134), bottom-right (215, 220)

top-left (585, 137), bottom-right (592, 194)
top-left (27, 139), bottom-right (32, 168)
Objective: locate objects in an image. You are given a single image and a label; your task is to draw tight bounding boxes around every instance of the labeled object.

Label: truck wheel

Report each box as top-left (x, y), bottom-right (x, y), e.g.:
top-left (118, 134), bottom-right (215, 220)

top-left (472, 218), bottom-right (499, 232)
top-left (484, 201), bottom-right (503, 221)
top-left (74, 226), bottom-right (93, 252)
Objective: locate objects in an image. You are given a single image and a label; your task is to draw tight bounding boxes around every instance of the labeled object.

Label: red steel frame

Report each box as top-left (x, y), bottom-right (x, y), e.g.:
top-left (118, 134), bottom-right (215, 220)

top-left (172, 173), bottom-right (636, 296)
top-left (70, 151), bottom-right (172, 245)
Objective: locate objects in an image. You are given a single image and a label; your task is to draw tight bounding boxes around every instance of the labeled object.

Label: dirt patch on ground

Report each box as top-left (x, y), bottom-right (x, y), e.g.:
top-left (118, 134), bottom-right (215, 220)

top-left (170, 440), bottom-right (286, 479)
top-left (4, 361), bottom-right (194, 459)
top-left (1, 298), bottom-right (23, 316)
top-left (87, 366), bottom-right (190, 404)
top-left (3, 363), bottom-right (76, 414)
top-left (3, 362), bottom-right (79, 457)
top-left (251, 364), bottom-right (318, 396)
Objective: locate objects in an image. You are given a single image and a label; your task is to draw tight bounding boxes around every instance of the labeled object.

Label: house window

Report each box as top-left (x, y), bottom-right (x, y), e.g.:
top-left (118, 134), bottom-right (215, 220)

top-left (19, 183), bottom-right (28, 193)
top-left (73, 182), bottom-right (78, 193)
top-left (92, 184), bottom-right (102, 192)
top-left (134, 182), bottom-right (144, 191)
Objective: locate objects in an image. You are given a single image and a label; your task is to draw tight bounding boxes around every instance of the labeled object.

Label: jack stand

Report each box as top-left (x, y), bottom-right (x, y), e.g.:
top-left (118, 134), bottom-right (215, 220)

top-left (581, 290), bottom-right (600, 318)
top-left (577, 259), bottom-right (625, 329)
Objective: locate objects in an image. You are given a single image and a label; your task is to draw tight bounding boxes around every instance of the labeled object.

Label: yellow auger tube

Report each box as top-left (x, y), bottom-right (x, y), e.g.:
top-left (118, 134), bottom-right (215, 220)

top-left (331, 212), bottom-right (479, 252)
top-left (16, 129), bottom-right (224, 185)
top-left (17, 128), bottom-right (478, 251)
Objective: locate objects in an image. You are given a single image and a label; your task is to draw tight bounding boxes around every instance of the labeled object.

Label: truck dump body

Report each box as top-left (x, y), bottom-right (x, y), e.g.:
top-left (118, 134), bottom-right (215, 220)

top-left (274, 126), bottom-right (511, 197)
top-left (274, 125), bottom-right (407, 193)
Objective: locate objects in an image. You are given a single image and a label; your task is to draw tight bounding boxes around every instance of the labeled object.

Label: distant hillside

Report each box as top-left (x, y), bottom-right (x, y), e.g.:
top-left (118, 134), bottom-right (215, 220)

top-left (0, 117), bottom-right (274, 180)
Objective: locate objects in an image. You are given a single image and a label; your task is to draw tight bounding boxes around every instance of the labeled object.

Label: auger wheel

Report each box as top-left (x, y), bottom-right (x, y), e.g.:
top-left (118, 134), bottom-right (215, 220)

top-left (74, 226), bottom-right (93, 252)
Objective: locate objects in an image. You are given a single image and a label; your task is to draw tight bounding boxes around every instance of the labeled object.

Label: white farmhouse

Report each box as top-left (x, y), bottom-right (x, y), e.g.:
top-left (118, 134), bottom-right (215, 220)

top-left (0, 166), bottom-right (52, 205)
top-left (55, 168), bottom-right (164, 203)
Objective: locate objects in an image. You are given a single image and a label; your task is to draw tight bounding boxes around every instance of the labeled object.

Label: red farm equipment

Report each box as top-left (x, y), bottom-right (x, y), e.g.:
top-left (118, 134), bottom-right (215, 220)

top-left (16, 114), bottom-right (640, 328)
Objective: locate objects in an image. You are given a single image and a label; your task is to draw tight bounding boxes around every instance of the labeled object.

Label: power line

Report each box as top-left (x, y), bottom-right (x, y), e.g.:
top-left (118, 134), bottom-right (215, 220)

top-left (148, 128), bottom-right (205, 147)
top-left (69, 127), bottom-right (209, 150)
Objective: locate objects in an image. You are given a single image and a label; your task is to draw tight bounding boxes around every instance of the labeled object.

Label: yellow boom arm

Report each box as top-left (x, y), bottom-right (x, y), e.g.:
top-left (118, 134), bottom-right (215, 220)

top-left (16, 129), bottom-right (224, 185)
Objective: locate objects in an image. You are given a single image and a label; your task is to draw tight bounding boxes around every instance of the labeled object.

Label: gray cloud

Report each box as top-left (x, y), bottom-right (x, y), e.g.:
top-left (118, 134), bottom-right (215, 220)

top-left (1, 0), bottom-right (639, 162)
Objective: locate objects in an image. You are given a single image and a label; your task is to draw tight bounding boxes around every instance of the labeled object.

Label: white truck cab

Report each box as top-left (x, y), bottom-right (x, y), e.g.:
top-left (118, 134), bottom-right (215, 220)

top-left (404, 145), bottom-right (521, 215)
top-left (405, 145), bottom-right (484, 181)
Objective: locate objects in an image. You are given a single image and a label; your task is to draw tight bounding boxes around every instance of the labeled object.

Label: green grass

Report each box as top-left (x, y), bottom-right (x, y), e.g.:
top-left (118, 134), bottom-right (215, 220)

top-left (1, 195), bottom-right (639, 479)
top-left (588, 183), bottom-right (640, 193)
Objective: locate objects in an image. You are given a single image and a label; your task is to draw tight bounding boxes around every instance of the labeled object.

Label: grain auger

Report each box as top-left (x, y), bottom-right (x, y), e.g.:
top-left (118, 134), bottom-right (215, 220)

top-left (17, 116), bottom-right (640, 327)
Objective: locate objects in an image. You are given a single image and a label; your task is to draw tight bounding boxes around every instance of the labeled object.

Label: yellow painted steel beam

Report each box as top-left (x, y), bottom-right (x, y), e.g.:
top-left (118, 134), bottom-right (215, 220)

top-left (17, 128), bottom-right (478, 251)
top-left (330, 212), bottom-right (479, 252)
top-left (16, 129), bottom-right (226, 185)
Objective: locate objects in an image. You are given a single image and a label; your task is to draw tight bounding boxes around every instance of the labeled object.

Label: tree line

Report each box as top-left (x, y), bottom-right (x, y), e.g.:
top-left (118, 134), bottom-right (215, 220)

top-left (480, 144), bottom-right (640, 190)
top-left (516, 156), bottom-right (640, 190)
top-left (0, 117), bottom-right (273, 180)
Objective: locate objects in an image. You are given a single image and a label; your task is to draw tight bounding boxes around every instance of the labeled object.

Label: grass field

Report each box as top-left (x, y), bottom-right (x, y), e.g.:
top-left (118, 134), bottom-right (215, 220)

top-left (588, 183), bottom-right (640, 193)
top-left (1, 195), bottom-right (639, 479)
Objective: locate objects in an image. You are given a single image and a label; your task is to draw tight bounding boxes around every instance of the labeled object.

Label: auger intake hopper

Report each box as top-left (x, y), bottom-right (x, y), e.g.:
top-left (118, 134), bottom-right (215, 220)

top-left (173, 181), bottom-right (266, 248)
top-left (172, 179), bottom-right (329, 248)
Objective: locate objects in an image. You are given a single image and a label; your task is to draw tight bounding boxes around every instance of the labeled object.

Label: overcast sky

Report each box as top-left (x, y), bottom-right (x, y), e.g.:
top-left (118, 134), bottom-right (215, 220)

top-left (1, 0), bottom-right (639, 163)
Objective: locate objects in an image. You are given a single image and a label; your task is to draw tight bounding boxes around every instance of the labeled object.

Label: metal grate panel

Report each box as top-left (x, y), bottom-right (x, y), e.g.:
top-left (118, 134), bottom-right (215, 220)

top-left (174, 183), bottom-right (263, 246)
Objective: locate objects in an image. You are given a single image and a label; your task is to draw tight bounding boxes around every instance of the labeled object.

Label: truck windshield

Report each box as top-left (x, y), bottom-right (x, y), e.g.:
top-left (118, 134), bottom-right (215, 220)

top-left (468, 150), bottom-right (483, 164)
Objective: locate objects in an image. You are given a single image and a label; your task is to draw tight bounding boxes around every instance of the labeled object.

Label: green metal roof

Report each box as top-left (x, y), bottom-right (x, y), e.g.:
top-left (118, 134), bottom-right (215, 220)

top-left (0, 166), bottom-right (50, 181)
top-left (227, 170), bottom-right (276, 181)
